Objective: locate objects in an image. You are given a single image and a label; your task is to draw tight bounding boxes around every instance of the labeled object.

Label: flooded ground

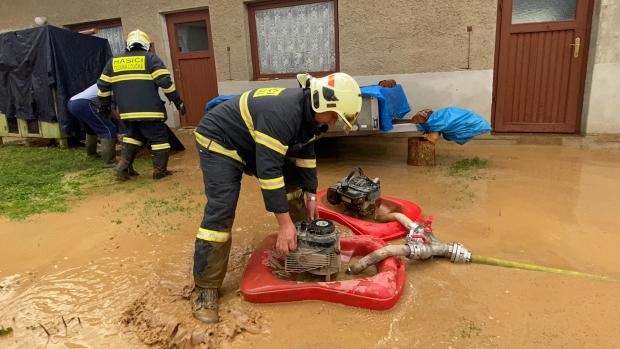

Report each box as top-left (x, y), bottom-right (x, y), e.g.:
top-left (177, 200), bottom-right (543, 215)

top-left (1, 133), bottom-right (620, 348)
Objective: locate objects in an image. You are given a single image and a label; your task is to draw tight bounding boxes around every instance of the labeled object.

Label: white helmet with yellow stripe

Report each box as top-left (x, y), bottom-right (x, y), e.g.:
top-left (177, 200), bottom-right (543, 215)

top-left (126, 29), bottom-right (151, 51)
top-left (299, 73), bottom-right (362, 131)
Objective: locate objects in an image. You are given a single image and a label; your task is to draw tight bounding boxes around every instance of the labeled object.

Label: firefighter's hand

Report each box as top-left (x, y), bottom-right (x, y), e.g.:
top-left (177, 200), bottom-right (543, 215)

top-left (173, 98), bottom-right (186, 115)
top-left (305, 193), bottom-right (318, 220)
top-left (275, 214), bottom-right (297, 256)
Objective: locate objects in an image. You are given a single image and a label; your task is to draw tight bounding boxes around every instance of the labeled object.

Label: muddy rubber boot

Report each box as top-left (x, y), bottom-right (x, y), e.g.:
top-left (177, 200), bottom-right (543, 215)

top-left (85, 134), bottom-right (98, 157)
top-left (114, 143), bottom-right (140, 180)
top-left (152, 151), bottom-right (172, 180)
top-left (100, 138), bottom-right (117, 168)
top-left (191, 287), bottom-right (219, 324)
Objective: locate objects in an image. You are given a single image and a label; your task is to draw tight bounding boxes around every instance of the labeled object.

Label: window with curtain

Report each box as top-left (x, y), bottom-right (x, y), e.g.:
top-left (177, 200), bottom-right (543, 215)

top-left (248, 0), bottom-right (338, 79)
top-left (66, 19), bottom-right (124, 56)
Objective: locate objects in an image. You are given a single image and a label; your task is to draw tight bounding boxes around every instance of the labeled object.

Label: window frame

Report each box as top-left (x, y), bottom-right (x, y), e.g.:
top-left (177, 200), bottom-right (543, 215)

top-left (65, 18), bottom-right (122, 33)
top-left (247, 0), bottom-right (340, 80)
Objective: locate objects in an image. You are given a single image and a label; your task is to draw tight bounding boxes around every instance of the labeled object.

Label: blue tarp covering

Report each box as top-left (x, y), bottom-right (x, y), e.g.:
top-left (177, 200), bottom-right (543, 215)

top-left (416, 107), bottom-right (491, 145)
top-left (360, 84), bottom-right (410, 131)
top-left (205, 95), bottom-right (236, 113)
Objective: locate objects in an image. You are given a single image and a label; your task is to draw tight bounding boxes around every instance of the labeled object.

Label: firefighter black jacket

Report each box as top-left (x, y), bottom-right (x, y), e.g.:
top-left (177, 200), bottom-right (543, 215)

top-left (97, 49), bottom-right (179, 121)
top-left (196, 88), bottom-right (320, 213)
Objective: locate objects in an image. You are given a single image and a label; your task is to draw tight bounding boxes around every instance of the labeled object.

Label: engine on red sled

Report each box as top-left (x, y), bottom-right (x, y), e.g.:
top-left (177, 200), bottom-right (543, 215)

top-left (326, 167), bottom-right (381, 217)
top-left (271, 219), bottom-right (342, 281)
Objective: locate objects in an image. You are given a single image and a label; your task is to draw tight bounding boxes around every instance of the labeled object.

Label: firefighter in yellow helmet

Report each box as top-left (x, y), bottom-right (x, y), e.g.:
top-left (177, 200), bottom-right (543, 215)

top-left (97, 29), bottom-right (186, 180)
top-left (190, 72), bottom-right (362, 323)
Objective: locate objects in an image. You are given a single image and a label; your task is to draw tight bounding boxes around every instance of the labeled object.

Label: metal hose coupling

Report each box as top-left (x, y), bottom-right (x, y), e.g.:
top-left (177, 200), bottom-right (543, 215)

top-left (447, 243), bottom-right (471, 263)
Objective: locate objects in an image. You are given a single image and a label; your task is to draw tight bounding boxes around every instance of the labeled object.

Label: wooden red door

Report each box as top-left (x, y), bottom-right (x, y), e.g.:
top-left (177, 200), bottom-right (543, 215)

top-left (492, 0), bottom-right (595, 133)
top-left (166, 10), bottom-right (218, 127)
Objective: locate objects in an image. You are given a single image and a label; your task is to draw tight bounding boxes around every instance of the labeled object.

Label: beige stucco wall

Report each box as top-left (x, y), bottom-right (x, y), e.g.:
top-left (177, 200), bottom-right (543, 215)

top-left (0, 0), bottom-right (617, 132)
top-left (583, 0), bottom-right (620, 133)
top-left (0, 0), bottom-right (499, 79)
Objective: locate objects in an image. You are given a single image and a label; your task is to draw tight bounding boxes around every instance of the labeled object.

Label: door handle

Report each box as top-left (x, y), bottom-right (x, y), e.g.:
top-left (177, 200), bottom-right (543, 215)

top-left (569, 37), bottom-right (581, 58)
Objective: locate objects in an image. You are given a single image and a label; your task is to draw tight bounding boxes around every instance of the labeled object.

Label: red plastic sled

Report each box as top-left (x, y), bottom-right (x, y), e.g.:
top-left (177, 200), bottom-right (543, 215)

top-left (240, 234), bottom-right (405, 310)
top-left (317, 189), bottom-right (424, 241)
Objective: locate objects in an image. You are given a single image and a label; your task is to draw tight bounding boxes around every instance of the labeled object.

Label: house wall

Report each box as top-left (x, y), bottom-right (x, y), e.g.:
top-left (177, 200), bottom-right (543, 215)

top-left (0, 0), bottom-right (617, 133)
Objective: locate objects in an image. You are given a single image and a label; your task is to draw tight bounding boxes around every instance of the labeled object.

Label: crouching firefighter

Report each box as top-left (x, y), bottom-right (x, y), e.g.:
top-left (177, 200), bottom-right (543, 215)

top-left (97, 29), bottom-right (186, 180)
top-left (191, 72), bottom-right (362, 323)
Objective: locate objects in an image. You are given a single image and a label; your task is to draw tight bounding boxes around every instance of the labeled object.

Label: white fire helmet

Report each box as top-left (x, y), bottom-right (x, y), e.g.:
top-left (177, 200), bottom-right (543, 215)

top-left (126, 29), bottom-right (151, 51)
top-left (298, 73), bottom-right (362, 132)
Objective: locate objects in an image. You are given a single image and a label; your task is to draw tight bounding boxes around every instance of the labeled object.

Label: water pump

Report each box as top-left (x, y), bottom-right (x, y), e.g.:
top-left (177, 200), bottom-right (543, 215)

top-left (280, 219), bottom-right (341, 281)
top-left (326, 168), bottom-right (381, 217)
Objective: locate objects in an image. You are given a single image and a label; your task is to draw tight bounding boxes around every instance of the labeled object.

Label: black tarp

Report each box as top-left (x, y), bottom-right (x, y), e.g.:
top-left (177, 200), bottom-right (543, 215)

top-left (0, 25), bottom-right (111, 136)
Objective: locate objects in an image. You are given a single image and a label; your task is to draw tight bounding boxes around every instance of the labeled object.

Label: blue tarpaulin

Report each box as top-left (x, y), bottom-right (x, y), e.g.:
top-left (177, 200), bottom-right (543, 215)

top-left (416, 107), bottom-right (491, 145)
top-left (360, 84), bottom-right (410, 131)
top-left (205, 95), bottom-right (236, 113)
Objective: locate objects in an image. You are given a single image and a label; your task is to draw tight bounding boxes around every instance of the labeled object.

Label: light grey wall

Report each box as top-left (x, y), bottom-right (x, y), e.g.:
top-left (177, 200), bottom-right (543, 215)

top-left (0, 0), bottom-right (617, 133)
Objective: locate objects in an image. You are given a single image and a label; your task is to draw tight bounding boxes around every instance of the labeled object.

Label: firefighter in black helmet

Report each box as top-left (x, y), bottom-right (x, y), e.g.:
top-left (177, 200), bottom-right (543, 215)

top-left (191, 72), bottom-right (363, 323)
top-left (97, 29), bottom-right (186, 180)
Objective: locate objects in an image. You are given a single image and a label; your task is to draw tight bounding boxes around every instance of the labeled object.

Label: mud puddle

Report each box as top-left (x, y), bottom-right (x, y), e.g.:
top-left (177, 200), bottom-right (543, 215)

top-left (1, 135), bottom-right (620, 348)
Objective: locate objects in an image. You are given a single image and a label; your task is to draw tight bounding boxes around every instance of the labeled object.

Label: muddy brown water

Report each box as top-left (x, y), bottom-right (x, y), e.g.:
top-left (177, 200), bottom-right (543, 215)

top-left (1, 134), bottom-right (620, 348)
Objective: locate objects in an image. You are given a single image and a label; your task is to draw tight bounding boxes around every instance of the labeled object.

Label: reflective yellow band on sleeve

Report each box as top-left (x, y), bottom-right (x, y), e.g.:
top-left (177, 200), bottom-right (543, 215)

top-left (151, 69), bottom-right (171, 79)
top-left (105, 74), bottom-right (154, 83)
top-left (162, 84), bottom-right (176, 93)
top-left (197, 228), bottom-right (230, 242)
top-left (120, 112), bottom-right (165, 119)
top-left (239, 92), bottom-right (256, 139)
top-left (293, 158), bottom-right (316, 168)
top-left (258, 176), bottom-right (285, 190)
top-left (194, 131), bottom-right (244, 163)
top-left (255, 131), bottom-right (288, 155)
top-left (151, 143), bottom-right (171, 151)
top-left (97, 90), bottom-right (112, 97)
top-left (99, 74), bottom-right (113, 83)
top-left (123, 137), bottom-right (143, 146)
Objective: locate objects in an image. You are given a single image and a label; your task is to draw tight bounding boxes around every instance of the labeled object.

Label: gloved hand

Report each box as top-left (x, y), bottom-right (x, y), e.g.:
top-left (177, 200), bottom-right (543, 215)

top-left (173, 98), bottom-right (186, 115)
top-left (97, 104), bottom-right (111, 117)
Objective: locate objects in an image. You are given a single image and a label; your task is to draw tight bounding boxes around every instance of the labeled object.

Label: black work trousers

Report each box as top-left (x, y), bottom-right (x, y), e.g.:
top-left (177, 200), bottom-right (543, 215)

top-left (193, 143), bottom-right (306, 288)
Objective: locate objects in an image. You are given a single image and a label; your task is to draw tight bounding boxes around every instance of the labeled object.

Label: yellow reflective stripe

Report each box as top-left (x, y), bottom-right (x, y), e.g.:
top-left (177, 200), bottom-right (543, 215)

top-left (239, 92), bottom-right (255, 138)
top-left (194, 131), bottom-right (244, 163)
top-left (197, 228), bottom-right (230, 242)
top-left (120, 112), bottom-right (165, 119)
top-left (104, 74), bottom-right (154, 83)
top-left (162, 84), bottom-right (176, 93)
top-left (258, 176), bottom-right (285, 190)
top-left (151, 143), bottom-right (171, 150)
top-left (255, 131), bottom-right (288, 155)
top-left (151, 69), bottom-right (170, 79)
top-left (99, 74), bottom-right (112, 83)
top-left (294, 158), bottom-right (316, 168)
top-left (97, 90), bottom-right (112, 97)
top-left (123, 137), bottom-right (143, 146)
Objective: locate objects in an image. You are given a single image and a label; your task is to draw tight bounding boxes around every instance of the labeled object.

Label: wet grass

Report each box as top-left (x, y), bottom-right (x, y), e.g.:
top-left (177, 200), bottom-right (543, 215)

top-left (448, 157), bottom-right (489, 178)
top-left (0, 144), bottom-right (155, 220)
top-left (0, 144), bottom-right (109, 220)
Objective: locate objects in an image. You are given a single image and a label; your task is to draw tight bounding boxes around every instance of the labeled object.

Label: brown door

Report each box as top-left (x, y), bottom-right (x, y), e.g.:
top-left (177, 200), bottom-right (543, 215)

top-left (493, 0), bottom-right (594, 133)
top-left (166, 10), bottom-right (218, 127)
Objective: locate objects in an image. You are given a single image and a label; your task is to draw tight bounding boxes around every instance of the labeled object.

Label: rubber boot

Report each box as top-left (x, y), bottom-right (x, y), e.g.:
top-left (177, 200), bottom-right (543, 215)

top-left (191, 287), bottom-right (219, 324)
top-left (100, 138), bottom-right (117, 168)
top-left (85, 134), bottom-right (98, 157)
top-left (152, 151), bottom-right (172, 180)
top-left (114, 143), bottom-right (140, 180)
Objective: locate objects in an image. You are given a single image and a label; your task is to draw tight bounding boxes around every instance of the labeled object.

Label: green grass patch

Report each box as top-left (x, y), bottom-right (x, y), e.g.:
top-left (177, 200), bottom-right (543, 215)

top-left (0, 144), bottom-right (110, 220)
top-left (447, 157), bottom-right (489, 178)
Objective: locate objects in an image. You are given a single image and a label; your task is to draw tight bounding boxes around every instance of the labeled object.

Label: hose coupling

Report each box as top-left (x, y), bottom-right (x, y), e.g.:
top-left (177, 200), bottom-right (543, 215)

top-left (448, 243), bottom-right (471, 263)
